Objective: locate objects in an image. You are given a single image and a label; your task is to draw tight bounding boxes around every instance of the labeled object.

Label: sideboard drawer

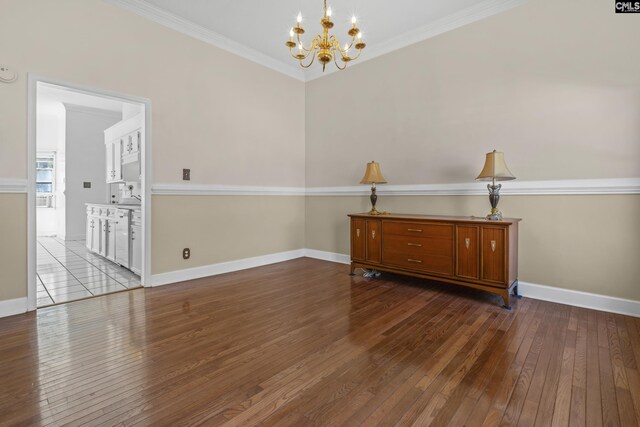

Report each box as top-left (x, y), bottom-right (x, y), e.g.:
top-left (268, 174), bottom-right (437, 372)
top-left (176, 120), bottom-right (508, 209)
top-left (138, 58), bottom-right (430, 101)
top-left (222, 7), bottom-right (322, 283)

top-left (383, 221), bottom-right (453, 239)
top-left (383, 251), bottom-right (453, 276)
top-left (383, 234), bottom-right (452, 257)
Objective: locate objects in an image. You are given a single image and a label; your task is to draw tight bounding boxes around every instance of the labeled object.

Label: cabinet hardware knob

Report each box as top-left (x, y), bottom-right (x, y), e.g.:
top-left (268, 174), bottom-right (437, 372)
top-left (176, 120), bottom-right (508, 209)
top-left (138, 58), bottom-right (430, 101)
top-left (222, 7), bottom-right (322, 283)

top-left (407, 228), bottom-right (422, 232)
top-left (465, 238), bottom-right (470, 249)
top-left (356, 228), bottom-right (360, 237)
top-left (372, 230), bottom-right (376, 239)
top-left (407, 259), bottom-right (422, 263)
top-left (491, 240), bottom-right (496, 252)
top-left (407, 243), bottom-right (422, 247)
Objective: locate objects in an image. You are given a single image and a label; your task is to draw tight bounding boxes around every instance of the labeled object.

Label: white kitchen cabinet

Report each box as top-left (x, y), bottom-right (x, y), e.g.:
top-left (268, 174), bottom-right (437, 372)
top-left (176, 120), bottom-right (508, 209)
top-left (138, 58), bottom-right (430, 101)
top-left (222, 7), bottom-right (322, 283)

top-left (105, 219), bottom-right (116, 262)
top-left (131, 211), bottom-right (142, 275)
top-left (122, 130), bottom-right (141, 164)
top-left (91, 216), bottom-right (101, 253)
top-left (105, 138), bottom-right (123, 183)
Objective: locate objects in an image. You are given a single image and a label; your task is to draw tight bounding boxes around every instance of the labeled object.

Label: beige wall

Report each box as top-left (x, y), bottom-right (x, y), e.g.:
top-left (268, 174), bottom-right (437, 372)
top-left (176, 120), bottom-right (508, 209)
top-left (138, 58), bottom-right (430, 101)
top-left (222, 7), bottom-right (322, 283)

top-left (305, 0), bottom-right (640, 186)
top-left (0, 0), bottom-right (305, 301)
top-left (303, 0), bottom-right (640, 302)
top-left (305, 195), bottom-right (640, 301)
top-left (152, 196), bottom-right (305, 274)
top-left (0, 194), bottom-right (27, 301)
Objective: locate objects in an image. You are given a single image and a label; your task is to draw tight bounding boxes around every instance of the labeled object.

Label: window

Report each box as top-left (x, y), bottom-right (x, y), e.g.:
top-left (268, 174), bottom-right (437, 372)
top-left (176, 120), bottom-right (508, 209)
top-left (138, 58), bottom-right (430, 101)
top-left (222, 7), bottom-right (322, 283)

top-left (36, 154), bottom-right (55, 208)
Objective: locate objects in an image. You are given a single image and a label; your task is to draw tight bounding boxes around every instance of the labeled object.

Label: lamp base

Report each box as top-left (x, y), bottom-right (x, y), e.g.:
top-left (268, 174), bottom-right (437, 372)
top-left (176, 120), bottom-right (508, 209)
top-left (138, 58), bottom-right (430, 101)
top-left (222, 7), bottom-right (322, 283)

top-left (485, 208), bottom-right (503, 221)
top-left (367, 208), bottom-right (388, 216)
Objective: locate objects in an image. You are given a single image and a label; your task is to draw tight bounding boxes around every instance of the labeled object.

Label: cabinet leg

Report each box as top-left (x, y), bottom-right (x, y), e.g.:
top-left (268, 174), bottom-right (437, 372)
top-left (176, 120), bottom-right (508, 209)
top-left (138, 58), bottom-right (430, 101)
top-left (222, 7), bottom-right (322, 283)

top-left (501, 292), bottom-right (512, 310)
top-left (513, 281), bottom-right (522, 299)
top-left (349, 265), bottom-right (356, 276)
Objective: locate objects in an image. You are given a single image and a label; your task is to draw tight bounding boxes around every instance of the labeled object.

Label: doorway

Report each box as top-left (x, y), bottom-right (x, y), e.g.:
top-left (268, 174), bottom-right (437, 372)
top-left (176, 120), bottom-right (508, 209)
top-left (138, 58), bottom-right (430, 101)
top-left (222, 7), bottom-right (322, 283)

top-left (28, 77), bottom-right (152, 309)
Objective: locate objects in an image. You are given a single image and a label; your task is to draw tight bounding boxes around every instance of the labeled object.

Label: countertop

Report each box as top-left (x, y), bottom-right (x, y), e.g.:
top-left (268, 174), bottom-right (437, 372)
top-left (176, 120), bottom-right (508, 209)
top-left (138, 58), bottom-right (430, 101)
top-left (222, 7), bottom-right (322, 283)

top-left (86, 203), bottom-right (141, 210)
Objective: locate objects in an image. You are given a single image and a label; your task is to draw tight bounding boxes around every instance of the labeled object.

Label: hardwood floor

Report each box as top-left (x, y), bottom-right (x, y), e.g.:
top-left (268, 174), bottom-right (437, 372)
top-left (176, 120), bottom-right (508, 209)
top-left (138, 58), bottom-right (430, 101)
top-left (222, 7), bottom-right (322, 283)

top-left (1, 258), bottom-right (639, 426)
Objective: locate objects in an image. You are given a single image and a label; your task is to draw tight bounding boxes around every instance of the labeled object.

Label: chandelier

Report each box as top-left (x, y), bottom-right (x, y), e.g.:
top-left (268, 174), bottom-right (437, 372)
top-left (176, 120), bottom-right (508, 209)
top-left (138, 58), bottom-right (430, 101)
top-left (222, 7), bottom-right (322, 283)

top-left (285, 0), bottom-right (366, 71)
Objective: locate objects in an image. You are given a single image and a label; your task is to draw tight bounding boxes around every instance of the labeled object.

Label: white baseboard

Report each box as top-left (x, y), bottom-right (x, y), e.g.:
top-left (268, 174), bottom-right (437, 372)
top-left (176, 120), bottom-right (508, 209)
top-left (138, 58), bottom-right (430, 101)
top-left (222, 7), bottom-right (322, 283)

top-left (0, 297), bottom-right (28, 318)
top-left (518, 281), bottom-right (640, 318)
top-left (303, 249), bottom-right (350, 265)
top-left (149, 249), bottom-right (306, 287)
top-left (303, 250), bottom-right (640, 318)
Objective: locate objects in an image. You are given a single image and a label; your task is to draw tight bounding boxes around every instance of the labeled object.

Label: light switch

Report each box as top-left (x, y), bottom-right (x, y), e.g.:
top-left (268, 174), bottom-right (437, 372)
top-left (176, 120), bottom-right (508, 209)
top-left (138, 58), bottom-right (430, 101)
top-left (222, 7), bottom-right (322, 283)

top-left (83, 182), bottom-right (91, 188)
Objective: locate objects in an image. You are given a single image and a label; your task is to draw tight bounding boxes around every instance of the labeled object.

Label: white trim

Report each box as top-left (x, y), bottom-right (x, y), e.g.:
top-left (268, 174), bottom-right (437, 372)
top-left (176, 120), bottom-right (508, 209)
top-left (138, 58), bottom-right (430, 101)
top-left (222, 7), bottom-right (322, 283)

top-left (303, 249), bottom-right (350, 265)
top-left (305, 0), bottom-right (528, 81)
top-left (305, 178), bottom-right (640, 197)
top-left (150, 178), bottom-right (640, 197)
top-left (0, 178), bottom-right (28, 193)
top-left (102, 0), bottom-right (305, 82)
top-left (149, 249), bottom-right (306, 287)
top-left (518, 281), bottom-right (640, 318)
top-left (28, 74), bottom-right (153, 313)
top-left (151, 183), bottom-right (306, 196)
top-left (0, 297), bottom-right (28, 318)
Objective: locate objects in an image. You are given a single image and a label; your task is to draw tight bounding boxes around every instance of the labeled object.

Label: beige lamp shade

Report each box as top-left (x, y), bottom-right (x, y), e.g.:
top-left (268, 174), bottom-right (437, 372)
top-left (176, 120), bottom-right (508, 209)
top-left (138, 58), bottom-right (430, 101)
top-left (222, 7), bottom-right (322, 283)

top-left (360, 161), bottom-right (387, 184)
top-left (476, 150), bottom-right (516, 181)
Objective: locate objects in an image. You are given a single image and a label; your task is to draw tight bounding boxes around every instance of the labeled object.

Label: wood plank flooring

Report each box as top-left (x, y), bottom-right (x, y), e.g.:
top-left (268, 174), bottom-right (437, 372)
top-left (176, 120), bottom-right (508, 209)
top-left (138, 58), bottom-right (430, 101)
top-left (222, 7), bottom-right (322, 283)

top-left (0, 258), bottom-right (639, 426)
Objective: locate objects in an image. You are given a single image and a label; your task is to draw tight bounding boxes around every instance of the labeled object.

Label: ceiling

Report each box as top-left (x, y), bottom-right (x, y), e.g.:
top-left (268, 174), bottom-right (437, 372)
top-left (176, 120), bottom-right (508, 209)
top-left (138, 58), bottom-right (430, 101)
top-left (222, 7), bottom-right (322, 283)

top-left (106, 0), bottom-right (525, 81)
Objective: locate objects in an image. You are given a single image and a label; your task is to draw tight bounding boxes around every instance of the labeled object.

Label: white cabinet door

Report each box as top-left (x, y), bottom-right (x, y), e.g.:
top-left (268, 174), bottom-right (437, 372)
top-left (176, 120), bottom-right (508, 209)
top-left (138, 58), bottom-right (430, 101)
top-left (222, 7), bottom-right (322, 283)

top-left (86, 216), bottom-right (94, 250)
top-left (106, 220), bottom-right (116, 262)
top-left (105, 141), bottom-right (114, 182)
top-left (131, 224), bottom-right (142, 275)
top-left (114, 139), bottom-right (123, 182)
top-left (91, 218), bottom-right (101, 253)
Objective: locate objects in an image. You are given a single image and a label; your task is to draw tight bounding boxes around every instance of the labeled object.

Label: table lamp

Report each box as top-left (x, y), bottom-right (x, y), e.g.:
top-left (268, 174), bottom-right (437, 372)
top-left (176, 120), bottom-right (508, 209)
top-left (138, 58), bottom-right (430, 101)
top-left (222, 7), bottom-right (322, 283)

top-left (476, 150), bottom-right (516, 220)
top-left (360, 161), bottom-right (387, 215)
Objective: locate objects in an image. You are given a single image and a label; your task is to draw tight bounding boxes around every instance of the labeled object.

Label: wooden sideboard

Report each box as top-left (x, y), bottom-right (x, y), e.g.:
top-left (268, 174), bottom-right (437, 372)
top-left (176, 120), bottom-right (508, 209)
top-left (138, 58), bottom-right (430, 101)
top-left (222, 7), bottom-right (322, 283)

top-left (348, 213), bottom-right (521, 308)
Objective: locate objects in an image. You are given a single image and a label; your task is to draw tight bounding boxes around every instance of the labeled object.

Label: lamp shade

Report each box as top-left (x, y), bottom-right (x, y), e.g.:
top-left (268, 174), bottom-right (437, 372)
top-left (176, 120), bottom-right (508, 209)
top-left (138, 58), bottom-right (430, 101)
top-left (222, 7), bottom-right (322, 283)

top-left (476, 150), bottom-right (516, 182)
top-left (360, 161), bottom-right (387, 184)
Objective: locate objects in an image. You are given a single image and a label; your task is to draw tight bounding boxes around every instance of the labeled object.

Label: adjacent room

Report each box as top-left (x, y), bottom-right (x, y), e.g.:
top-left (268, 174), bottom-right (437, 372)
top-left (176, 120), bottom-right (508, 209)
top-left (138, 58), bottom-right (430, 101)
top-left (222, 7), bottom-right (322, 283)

top-left (0, 0), bottom-right (638, 425)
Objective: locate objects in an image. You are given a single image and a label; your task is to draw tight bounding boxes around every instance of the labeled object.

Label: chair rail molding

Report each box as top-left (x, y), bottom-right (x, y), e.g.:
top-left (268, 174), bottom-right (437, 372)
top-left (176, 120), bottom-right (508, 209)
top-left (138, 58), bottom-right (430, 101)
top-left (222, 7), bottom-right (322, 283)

top-left (0, 178), bottom-right (28, 193)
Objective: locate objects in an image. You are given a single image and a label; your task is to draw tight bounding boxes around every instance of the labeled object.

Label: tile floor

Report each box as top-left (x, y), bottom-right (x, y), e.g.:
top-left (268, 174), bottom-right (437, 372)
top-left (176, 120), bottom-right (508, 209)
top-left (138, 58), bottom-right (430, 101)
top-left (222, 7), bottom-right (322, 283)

top-left (37, 237), bottom-right (141, 307)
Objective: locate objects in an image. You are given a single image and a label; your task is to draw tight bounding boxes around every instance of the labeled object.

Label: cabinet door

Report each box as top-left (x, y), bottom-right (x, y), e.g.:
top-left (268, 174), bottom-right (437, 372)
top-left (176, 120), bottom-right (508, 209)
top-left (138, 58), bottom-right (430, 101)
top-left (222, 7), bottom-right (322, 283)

top-left (106, 220), bottom-right (116, 262)
top-left (131, 130), bottom-right (141, 154)
top-left (86, 217), bottom-right (94, 250)
top-left (114, 139), bottom-right (123, 181)
top-left (456, 225), bottom-right (479, 279)
top-left (366, 220), bottom-right (382, 264)
top-left (351, 219), bottom-right (366, 261)
top-left (131, 225), bottom-right (142, 275)
top-left (481, 226), bottom-right (506, 284)
top-left (105, 142), bottom-right (114, 182)
top-left (92, 218), bottom-right (101, 254)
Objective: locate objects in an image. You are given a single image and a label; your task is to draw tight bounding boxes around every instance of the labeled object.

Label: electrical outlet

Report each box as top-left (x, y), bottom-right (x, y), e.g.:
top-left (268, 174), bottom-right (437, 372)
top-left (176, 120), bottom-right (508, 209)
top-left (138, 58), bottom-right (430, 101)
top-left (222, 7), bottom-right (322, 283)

top-left (183, 168), bottom-right (191, 181)
top-left (183, 248), bottom-right (190, 259)
top-left (83, 182), bottom-right (91, 188)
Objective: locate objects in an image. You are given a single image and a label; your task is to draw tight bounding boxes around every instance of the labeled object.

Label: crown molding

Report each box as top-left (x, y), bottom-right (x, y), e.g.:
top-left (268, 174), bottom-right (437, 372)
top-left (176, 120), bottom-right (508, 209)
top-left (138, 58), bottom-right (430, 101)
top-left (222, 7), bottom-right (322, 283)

top-left (305, 0), bottom-right (528, 81)
top-left (102, 0), bottom-right (306, 81)
top-left (104, 0), bottom-right (526, 83)
top-left (0, 178), bottom-right (28, 193)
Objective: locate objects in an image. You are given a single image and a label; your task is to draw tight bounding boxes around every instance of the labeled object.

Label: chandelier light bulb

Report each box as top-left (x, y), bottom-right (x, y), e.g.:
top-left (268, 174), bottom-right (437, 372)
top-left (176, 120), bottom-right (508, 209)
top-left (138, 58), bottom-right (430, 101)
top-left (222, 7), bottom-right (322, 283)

top-left (298, 44), bottom-right (303, 51)
top-left (297, 13), bottom-right (302, 23)
top-left (345, 43), bottom-right (349, 51)
top-left (289, 28), bottom-right (294, 38)
top-left (326, 7), bottom-right (332, 17)
top-left (351, 16), bottom-right (357, 25)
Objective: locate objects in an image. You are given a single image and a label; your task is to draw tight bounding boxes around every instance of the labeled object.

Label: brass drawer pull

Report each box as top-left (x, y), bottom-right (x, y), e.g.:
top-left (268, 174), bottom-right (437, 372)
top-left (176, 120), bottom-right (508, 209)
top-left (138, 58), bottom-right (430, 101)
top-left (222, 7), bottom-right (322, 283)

top-left (491, 240), bottom-right (496, 252)
top-left (465, 238), bottom-right (470, 249)
top-left (407, 228), bottom-right (422, 232)
top-left (407, 243), bottom-right (422, 247)
top-left (407, 259), bottom-right (422, 263)
top-left (356, 228), bottom-right (360, 237)
top-left (372, 230), bottom-right (376, 239)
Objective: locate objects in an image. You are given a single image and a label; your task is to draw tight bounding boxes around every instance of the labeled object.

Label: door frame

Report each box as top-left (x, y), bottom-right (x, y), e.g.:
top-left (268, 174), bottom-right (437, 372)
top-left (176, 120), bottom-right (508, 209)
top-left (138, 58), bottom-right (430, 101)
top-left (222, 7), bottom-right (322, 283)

top-left (27, 74), bottom-right (153, 311)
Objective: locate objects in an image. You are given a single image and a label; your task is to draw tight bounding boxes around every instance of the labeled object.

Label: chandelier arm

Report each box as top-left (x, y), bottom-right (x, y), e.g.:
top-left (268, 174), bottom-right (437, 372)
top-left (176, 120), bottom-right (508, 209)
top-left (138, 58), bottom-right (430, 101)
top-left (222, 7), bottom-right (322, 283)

top-left (333, 53), bottom-right (347, 70)
top-left (289, 45), bottom-right (314, 60)
top-left (300, 50), bottom-right (317, 68)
